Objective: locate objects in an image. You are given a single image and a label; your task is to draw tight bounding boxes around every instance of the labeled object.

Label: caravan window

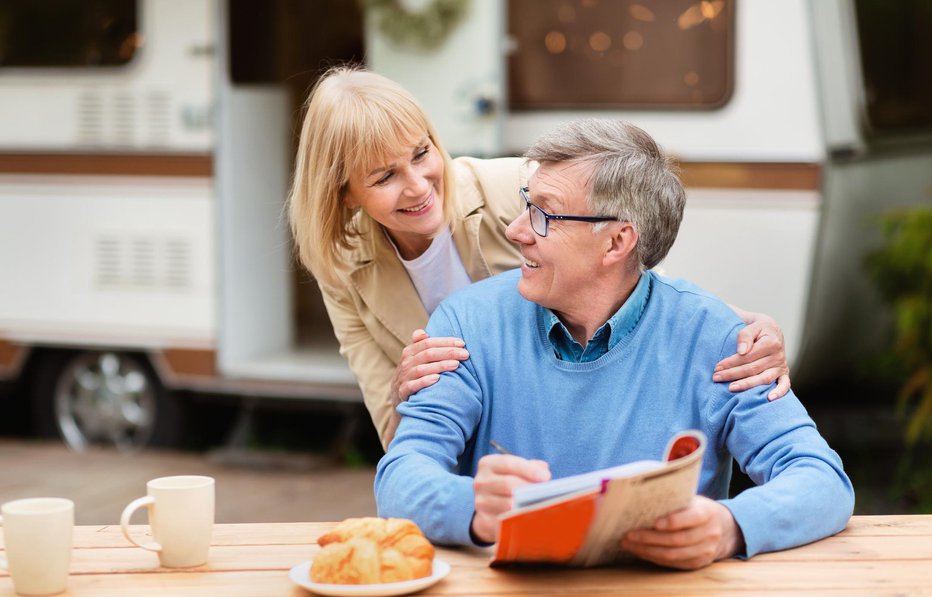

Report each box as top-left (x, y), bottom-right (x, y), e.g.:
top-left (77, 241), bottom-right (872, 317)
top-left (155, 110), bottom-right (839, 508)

top-left (854, 0), bottom-right (932, 132)
top-left (0, 0), bottom-right (138, 68)
top-left (507, 0), bottom-right (734, 110)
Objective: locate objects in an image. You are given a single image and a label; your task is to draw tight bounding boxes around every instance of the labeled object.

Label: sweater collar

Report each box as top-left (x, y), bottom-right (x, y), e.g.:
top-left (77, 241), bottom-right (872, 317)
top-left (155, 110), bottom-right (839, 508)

top-left (543, 273), bottom-right (652, 362)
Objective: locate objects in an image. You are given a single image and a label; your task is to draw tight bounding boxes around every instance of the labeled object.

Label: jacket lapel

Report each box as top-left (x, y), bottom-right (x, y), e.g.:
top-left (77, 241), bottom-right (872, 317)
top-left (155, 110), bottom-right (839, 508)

top-left (452, 171), bottom-right (492, 281)
top-left (348, 232), bottom-right (428, 347)
top-left (453, 213), bottom-right (491, 281)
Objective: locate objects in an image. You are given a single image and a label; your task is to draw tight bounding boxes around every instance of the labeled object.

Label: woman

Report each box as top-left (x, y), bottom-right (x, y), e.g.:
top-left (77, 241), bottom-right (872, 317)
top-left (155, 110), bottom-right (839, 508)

top-left (288, 66), bottom-right (789, 450)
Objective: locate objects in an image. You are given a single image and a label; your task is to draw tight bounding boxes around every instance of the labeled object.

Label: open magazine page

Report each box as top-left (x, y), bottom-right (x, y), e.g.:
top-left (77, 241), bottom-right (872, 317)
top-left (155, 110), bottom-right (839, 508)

top-left (492, 429), bottom-right (706, 567)
top-left (573, 439), bottom-right (705, 566)
top-left (514, 460), bottom-right (663, 508)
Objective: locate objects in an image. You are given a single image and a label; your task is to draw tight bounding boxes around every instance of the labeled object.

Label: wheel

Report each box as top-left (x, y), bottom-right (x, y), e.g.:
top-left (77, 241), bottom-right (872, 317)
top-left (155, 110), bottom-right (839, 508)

top-left (32, 351), bottom-right (184, 452)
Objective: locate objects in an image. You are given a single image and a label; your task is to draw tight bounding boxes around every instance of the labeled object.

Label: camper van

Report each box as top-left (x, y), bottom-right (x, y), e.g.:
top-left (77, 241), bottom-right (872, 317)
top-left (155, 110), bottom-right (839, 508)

top-left (1, 0), bottom-right (929, 451)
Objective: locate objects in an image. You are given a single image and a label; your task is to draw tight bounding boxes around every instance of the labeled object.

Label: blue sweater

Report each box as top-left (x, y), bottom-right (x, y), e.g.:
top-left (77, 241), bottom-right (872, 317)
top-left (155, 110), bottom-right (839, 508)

top-left (375, 269), bottom-right (854, 557)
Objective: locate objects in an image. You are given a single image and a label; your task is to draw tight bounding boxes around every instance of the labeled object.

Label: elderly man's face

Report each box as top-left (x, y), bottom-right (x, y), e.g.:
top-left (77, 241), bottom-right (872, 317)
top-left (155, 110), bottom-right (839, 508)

top-left (505, 160), bottom-right (611, 315)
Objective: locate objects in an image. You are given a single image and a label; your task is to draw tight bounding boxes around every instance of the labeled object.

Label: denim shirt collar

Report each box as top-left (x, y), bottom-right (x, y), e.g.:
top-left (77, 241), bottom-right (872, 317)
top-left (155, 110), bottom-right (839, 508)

top-left (544, 273), bottom-right (652, 363)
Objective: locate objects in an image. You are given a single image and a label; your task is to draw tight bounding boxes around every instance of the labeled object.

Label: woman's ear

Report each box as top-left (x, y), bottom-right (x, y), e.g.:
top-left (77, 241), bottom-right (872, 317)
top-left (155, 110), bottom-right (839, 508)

top-left (343, 188), bottom-right (359, 210)
top-left (603, 222), bottom-right (638, 268)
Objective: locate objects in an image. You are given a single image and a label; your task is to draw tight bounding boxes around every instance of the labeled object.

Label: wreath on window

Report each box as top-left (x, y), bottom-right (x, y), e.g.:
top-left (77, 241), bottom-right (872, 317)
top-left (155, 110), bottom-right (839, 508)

top-left (364, 0), bottom-right (470, 49)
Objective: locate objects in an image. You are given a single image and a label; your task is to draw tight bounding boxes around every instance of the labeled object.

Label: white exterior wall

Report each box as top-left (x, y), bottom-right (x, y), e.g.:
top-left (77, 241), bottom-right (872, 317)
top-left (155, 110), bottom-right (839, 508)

top-left (0, 175), bottom-right (216, 348)
top-left (0, 0), bottom-right (214, 152)
top-left (367, 0), bottom-right (505, 157)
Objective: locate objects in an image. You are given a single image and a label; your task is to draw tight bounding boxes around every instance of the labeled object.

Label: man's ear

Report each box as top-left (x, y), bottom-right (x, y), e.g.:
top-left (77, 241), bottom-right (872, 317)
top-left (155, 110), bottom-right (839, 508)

top-left (603, 222), bottom-right (638, 267)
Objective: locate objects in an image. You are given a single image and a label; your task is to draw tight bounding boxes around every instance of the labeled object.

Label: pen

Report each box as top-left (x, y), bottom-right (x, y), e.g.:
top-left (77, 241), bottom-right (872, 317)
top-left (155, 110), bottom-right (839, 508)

top-left (490, 440), bottom-right (511, 455)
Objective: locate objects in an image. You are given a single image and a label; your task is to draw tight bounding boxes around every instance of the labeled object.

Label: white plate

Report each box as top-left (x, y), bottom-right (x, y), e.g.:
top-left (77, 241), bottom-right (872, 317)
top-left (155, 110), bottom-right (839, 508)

top-left (289, 557), bottom-right (451, 596)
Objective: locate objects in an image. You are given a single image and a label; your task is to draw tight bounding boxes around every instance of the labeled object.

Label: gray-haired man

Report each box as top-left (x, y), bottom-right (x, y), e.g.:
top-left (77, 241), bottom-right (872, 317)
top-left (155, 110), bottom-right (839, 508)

top-left (376, 119), bottom-right (853, 569)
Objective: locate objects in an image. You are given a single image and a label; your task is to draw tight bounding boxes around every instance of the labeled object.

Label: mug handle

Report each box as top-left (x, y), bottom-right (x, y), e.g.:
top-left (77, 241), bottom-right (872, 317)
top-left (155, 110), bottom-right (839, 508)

top-left (0, 514), bottom-right (7, 571)
top-left (120, 496), bottom-right (162, 552)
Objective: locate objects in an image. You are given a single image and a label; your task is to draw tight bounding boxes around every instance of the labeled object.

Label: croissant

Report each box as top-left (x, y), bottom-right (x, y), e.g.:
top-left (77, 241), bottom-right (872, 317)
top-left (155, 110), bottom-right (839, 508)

top-left (311, 517), bottom-right (435, 584)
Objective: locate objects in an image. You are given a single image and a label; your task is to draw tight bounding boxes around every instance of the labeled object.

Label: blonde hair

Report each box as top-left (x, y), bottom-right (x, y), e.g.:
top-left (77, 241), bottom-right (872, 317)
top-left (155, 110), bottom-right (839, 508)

top-left (288, 65), bottom-right (456, 288)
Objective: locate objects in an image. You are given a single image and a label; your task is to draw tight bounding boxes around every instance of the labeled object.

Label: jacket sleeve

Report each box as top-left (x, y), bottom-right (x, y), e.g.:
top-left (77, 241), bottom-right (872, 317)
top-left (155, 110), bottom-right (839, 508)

top-left (710, 328), bottom-right (854, 557)
top-left (320, 281), bottom-right (399, 450)
top-left (374, 305), bottom-right (482, 546)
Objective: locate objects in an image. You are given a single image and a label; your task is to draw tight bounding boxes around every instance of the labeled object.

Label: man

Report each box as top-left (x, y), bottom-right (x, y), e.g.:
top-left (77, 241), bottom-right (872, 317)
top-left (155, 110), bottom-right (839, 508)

top-left (375, 119), bottom-right (853, 569)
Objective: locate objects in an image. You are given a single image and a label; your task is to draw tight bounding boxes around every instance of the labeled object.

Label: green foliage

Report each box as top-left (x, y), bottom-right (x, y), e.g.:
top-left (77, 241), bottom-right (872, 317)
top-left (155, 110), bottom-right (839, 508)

top-left (362, 0), bottom-right (469, 49)
top-left (865, 207), bottom-right (932, 444)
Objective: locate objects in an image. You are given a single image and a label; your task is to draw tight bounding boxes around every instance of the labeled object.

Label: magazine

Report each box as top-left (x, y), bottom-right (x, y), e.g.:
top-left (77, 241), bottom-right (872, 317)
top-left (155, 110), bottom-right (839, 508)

top-left (492, 429), bottom-right (706, 567)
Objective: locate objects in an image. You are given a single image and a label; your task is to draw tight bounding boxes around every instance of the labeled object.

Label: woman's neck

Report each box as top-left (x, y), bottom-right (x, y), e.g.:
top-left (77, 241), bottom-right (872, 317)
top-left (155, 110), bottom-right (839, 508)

top-left (386, 229), bottom-right (434, 260)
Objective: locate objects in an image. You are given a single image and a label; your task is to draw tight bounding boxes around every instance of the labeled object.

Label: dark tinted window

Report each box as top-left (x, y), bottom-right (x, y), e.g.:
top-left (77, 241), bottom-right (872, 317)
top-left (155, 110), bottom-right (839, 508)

top-left (508, 0), bottom-right (734, 110)
top-left (228, 0), bottom-right (363, 85)
top-left (0, 0), bottom-right (138, 68)
top-left (854, 0), bottom-right (932, 132)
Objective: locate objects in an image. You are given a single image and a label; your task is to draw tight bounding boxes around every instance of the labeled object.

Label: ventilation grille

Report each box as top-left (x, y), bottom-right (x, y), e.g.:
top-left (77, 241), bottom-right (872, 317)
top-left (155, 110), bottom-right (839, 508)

top-left (77, 89), bottom-right (173, 148)
top-left (94, 234), bottom-right (192, 291)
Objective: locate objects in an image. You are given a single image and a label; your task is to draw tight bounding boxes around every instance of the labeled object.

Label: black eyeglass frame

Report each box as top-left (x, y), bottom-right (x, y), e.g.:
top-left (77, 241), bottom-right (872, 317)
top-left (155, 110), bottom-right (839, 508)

top-left (519, 186), bottom-right (621, 237)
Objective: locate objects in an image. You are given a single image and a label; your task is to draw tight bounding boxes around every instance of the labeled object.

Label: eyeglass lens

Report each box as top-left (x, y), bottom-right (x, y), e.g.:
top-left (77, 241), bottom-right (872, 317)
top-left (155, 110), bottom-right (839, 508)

top-left (529, 204), bottom-right (547, 236)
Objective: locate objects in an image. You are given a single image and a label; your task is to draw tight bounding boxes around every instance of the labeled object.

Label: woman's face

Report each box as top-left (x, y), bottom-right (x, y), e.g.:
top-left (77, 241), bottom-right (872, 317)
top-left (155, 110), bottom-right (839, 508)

top-left (344, 136), bottom-right (445, 259)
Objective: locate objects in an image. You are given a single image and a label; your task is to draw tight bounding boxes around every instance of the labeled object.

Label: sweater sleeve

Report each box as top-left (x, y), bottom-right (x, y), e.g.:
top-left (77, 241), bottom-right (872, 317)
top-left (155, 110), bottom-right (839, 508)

top-left (374, 305), bottom-right (483, 546)
top-left (710, 327), bottom-right (854, 557)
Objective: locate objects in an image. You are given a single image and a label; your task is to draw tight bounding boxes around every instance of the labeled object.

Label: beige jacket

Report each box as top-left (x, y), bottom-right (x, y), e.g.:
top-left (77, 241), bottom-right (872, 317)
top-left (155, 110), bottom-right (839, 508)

top-left (320, 156), bottom-right (530, 449)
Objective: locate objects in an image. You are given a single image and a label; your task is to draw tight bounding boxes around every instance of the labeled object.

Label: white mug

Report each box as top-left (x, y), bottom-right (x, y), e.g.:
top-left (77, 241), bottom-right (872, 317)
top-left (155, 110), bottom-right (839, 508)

top-left (0, 497), bottom-right (74, 596)
top-left (120, 475), bottom-right (215, 568)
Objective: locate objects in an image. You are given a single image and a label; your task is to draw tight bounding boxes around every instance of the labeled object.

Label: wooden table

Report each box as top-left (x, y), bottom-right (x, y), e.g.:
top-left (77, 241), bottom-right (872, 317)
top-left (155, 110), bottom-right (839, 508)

top-left (1, 516), bottom-right (930, 596)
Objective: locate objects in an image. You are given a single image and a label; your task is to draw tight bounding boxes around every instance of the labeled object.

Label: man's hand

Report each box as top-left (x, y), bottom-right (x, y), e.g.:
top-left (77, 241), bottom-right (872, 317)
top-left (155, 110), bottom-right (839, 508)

top-left (471, 454), bottom-right (550, 544)
top-left (621, 496), bottom-right (744, 570)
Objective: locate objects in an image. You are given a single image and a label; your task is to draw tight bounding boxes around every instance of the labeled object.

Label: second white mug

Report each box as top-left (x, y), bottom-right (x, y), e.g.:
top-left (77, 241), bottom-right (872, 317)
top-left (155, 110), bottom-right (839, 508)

top-left (120, 475), bottom-right (215, 568)
top-left (0, 497), bottom-right (74, 596)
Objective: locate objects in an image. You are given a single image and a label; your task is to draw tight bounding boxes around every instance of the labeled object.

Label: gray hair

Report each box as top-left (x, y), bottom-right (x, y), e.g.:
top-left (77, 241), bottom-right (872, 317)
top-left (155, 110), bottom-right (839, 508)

top-left (524, 119), bottom-right (686, 271)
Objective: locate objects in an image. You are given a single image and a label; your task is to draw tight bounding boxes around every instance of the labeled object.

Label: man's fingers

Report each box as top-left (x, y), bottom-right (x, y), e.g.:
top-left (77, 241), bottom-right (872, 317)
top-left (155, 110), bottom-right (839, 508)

top-left (478, 454), bottom-right (551, 483)
top-left (473, 492), bottom-right (513, 514)
top-left (625, 524), bottom-right (709, 548)
top-left (622, 541), bottom-right (714, 570)
top-left (655, 501), bottom-right (712, 531)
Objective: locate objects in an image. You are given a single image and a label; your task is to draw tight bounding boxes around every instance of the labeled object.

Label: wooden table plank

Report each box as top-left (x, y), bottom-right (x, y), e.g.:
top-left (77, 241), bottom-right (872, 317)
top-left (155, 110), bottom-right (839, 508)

top-left (47, 557), bottom-right (932, 594)
top-left (26, 571), bottom-right (302, 597)
top-left (71, 523), bottom-right (334, 548)
top-left (10, 562), bottom-right (928, 597)
top-left (839, 514), bottom-right (932, 536)
top-left (2, 516), bottom-right (931, 596)
top-left (67, 544), bottom-right (315, 574)
top-left (751, 535), bottom-right (932, 561)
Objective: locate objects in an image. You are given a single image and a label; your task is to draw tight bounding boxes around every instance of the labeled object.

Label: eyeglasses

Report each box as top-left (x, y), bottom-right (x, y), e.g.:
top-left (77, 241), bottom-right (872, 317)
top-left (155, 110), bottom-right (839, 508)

top-left (519, 187), bottom-right (621, 238)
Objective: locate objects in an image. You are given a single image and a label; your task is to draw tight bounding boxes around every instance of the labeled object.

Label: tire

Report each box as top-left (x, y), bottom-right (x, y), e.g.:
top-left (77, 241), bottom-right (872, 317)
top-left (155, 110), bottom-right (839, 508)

top-left (32, 350), bottom-right (184, 452)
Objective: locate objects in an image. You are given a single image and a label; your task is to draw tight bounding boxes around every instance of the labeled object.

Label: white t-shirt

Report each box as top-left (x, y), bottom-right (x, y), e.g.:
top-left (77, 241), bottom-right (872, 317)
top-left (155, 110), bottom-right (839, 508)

top-left (391, 227), bottom-right (472, 315)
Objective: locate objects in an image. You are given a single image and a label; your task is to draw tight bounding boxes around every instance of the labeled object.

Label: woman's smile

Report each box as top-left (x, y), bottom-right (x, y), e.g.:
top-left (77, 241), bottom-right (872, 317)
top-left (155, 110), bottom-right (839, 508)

top-left (397, 192), bottom-right (435, 215)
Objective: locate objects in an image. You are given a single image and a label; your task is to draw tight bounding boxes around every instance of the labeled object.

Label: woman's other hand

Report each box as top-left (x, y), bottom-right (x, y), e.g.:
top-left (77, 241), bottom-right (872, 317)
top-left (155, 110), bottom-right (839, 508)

top-left (714, 310), bottom-right (790, 400)
top-left (389, 329), bottom-right (470, 408)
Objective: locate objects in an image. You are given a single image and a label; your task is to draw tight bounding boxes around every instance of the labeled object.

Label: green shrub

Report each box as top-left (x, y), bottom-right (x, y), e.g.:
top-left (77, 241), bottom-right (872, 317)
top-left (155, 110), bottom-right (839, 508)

top-left (865, 207), bottom-right (932, 444)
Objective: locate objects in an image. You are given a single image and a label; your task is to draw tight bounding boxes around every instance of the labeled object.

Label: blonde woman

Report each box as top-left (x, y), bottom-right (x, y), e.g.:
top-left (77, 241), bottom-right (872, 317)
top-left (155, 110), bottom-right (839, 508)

top-left (288, 66), bottom-right (790, 450)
